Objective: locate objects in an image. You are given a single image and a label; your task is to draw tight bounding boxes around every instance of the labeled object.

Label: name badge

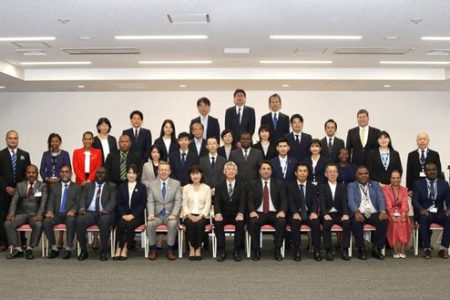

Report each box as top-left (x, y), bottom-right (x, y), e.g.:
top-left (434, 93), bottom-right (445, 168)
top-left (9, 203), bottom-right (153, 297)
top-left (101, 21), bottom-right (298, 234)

top-left (419, 171), bottom-right (426, 178)
top-left (429, 206), bottom-right (438, 213)
top-left (34, 191), bottom-right (42, 197)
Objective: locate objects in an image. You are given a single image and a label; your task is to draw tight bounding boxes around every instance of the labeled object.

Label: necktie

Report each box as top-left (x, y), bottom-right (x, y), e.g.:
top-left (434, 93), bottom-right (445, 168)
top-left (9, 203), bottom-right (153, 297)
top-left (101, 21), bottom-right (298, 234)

top-left (211, 156), bottom-right (215, 169)
top-left (11, 151), bottom-right (17, 182)
top-left (181, 152), bottom-right (186, 165)
top-left (95, 185), bottom-right (102, 213)
top-left (60, 183), bottom-right (68, 213)
top-left (134, 129), bottom-right (139, 143)
top-left (360, 128), bottom-right (366, 147)
top-left (237, 107), bottom-right (242, 125)
top-left (263, 181), bottom-right (269, 214)
top-left (273, 113), bottom-right (278, 129)
top-left (429, 180), bottom-right (435, 200)
top-left (299, 184), bottom-right (305, 199)
top-left (328, 138), bottom-right (333, 154)
top-left (27, 182), bottom-right (34, 198)
top-left (243, 149), bottom-right (248, 161)
top-left (160, 182), bottom-right (167, 216)
top-left (420, 149), bottom-right (426, 165)
top-left (295, 134), bottom-right (300, 143)
top-left (228, 183), bottom-right (234, 199)
top-left (120, 152), bottom-right (127, 181)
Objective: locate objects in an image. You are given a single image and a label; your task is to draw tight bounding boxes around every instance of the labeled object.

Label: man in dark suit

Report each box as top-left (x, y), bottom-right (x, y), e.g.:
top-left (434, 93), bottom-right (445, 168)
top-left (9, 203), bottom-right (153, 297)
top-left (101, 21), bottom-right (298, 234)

top-left (189, 122), bottom-right (208, 158)
top-left (105, 134), bottom-right (143, 185)
top-left (284, 114), bottom-right (312, 163)
top-left (320, 119), bottom-right (345, 163)
top-left (0, 130), bottom-right (31, 251)
top-left (5, 165), bottom-right (47, 259)
top-left (76, 167), bottom-right (116, 261)
top-left (348, 166), bottom-right (388, 260)
top-left (346, 109), bottom-right (381, 166)
top-left (319, 164), bottom-right (351, 261)
top-left (271, 138), bottom-right (297, 188)
top-left (224, 89), bottom-right (256, 145)
top-left (43, 165), bottom-right (81, 259)
top-left (406, 132), bottom-right (443, 194)
top-left (260, 93), bottom-right (290, 143)
top-left (248, 161), bottom-right (287, 261)
top-left (413, 162), bottom-right (450, 259)
top-left (229, 132), bottom-right (263, 183)
top-left (189, 97), bottom-right (220, 142)
top-left (199, 137), bottom-right (226, 191)
top-left (122, 110), bottom-right (152, 162)
top-left (214, 161), bottom-right (246, 262)
top-left (288, 162), bottom-right (322, 261)
top-left (169, 132), bottom-right (198, 186)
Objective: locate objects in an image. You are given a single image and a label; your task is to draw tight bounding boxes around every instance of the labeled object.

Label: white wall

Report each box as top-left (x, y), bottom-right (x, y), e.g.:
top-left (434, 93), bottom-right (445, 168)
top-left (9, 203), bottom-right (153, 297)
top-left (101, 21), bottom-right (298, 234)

top-left (1, 90), bottom-right (449, 182)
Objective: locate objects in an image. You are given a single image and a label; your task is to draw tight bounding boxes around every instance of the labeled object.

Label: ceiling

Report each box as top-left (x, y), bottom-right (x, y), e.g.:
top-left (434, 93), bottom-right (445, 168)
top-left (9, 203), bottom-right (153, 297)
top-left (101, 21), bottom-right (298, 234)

top-left (1, 0), bottom-right (450, 91)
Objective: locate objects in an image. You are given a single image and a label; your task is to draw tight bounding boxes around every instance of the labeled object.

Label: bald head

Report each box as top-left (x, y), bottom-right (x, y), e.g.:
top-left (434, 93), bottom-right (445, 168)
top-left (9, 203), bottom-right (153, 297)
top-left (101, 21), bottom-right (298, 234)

top-left (416, 132), bottom-right (430, 150)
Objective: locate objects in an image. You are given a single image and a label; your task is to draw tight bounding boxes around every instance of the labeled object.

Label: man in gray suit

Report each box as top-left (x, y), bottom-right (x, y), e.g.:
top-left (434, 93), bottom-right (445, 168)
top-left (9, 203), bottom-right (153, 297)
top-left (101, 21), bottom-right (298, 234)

top-left (147, 162), bottom-right (181, 260)
top-left (43, 165), bottom-right (81, 259)
top-left (199, 137), bottom-right (226, 194)
top-left (229, 132), bottom-right (263, 183)
top-left (320, 119), bottom-right (345, 163)
top-left (5, 164), bottom-right (47, 259)
top-left (76, 167), bottom-right (116, 261)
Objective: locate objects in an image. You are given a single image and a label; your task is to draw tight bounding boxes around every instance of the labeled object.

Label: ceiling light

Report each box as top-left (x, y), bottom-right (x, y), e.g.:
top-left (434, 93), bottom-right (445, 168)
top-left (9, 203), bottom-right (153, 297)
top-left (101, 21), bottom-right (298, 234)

top-left (115, 35), bottom-right (208, 40)
top-left (19, 61), bottom-right (92, 65)
top-left (383, 84), bottom-right (391, 88)
top-left (0, 86), bottom-right (5, 89)
top-left (224, 48), bottom-right (251, 54)
top-left (421, 36), bottom-right (450, 41)
top-left (379, 61), bottom-right (450, 65)
top-left (270, 35), bottom-right (362, 40)
top-left (259, 60), bottom-right (333, 64)
top-left (282, 84), bottom-right (290, 88)
top-left (179, 84), bottom-right (187, 88)
top-left (0, 36), bottom-right (56, 42)
top-left (138, 60), bottom-right (212, 64)
top-left (77, 85), bottom-right (85, 88)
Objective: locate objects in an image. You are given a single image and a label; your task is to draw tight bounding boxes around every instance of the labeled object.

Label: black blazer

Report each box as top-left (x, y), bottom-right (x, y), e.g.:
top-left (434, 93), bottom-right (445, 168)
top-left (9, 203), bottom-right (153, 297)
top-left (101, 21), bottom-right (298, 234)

top-left (218, 145), bottom-right (236, 161)
top-left (320, 136), bottom-right (345, 163)
top-left (116, 182), bottom-right (147, 219)
top-left (190, 116), bottom-right (221, 143)
top-left (247, 178), bottom-right (287, 213)
top-left (284, 132), bottom-right (312, 163)
top-left (406, 149), bottom-right (442, 191)
top-left (346, 126), bottom-right (381, 166)
top-left (93, 135), bottom-right (118, 164)
top-left (169, 150), bottom-right (198, 186)
top-left (260, 112), bottom-right (290, 143)
top-left (252, 141), bottom-right (277, 160)
top-left (78, 181), bottom-right (116, 214)
top-left (122, 127), bottom-right (152, 162)
top-left (153, 137), bottom-right (179, 162)
top-left (104, 150), bottom-right (143, 185)
top-left (229, 148), bottom-right (263, 183)
top-left (199, 154), bottom-right (226, 189)
top-left (319, 182), bottom-right (349, 216)
top-left (214, 179), bottom-right (246, 217)
top-left (270, 156), bottom-right (297, 187)
top-left (46, 181), bottom-right (81, 214)
top-left (288, 181), bottom-right (318, 220)
top-left (188, 138), bottom-right (208, 158)
top-left (367, 149), bottom-right (403, 185)
top-left (0, 148), bottom-right (31, 191)
top-left (224, 106), bottom-right (256, 144)
top-left (306, 156), bottom-right (329, 184)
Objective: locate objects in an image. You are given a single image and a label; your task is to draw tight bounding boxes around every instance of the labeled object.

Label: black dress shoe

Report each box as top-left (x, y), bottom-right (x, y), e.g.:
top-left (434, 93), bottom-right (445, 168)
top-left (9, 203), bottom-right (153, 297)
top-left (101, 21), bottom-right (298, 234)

top-left (423, 249), bottom-right (432, 259)
top-left (293, 248), bottom-right (302, 261)
top-left (313, 250), bottom-right (322, 261)
top-left (47, 249), bottom-right (59, 259)
top-left (78, 251), bottom-right (88, 261)
top-left (119, 256), bottom-right (128, 261)
top-left (112, 256), bottom-right (121, 261)
top-left (232, 249), bottom-right (242, 262)
top-left (341, 248), bottom-right (350, 261)
top-left (274, 248), bottom-right (283, 261)
top-left (358, 247), bottom-right (367, 260)
top-left (325, 249), bottom-right (334, 261)
top-left (252, 249), bottom-right (261, 261)
top-left (100, 251), bottom-right (108, 261)
top-left (62, 250), bottom-right (72, 260)
top-left (188, 256), bottom-right (195, 261)
top-left (372, 248), bottom-right (385, 260)
top-left (25, 249), bottom-right (34, 260)
top-left (7, 249), bottom-right (24, 259)
top-left (194, 256), bottom-right (202, 261)
top-left (216, 249), bottom-right (227, 262)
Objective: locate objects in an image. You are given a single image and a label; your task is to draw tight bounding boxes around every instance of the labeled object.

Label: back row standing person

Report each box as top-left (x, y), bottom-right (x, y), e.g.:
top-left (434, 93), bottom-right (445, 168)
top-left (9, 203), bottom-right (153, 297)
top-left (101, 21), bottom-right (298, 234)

top-left (93, 117), bottom-right (118, 165)
top-left (225, 89), bottom-right (255, 146)
top-left (260, 93), bottom-right (290, 143)
top-left (189, 97), bottom-right (220, 143)
top-left (122, 110), bottom-right (152, 162)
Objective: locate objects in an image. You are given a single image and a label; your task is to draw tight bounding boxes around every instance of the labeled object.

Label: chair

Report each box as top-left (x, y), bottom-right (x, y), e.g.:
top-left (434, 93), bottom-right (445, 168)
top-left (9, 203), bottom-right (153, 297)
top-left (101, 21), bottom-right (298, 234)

top-left (211, 224), bottom-right (247, 258)
top-left (349, 224), bottom-right (384, 257)
top-left (43, 223), bottom-right (67, 257)
top-left (77, 225), bottom-right (114, 257)
top-left (330, 224), bottom-right (352, 257)
top-left (11, 224), bottom-right (46, 258)
top-left (414, 222), bottom-right (450, 256)
top-left (246, 224), bottom-right (286, 258)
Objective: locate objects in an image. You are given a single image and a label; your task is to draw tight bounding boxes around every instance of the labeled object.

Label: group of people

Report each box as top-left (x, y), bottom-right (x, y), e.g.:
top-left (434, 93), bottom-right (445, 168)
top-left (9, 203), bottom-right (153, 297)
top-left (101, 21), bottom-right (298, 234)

top-left (0, 89), bottom-right (449, 263)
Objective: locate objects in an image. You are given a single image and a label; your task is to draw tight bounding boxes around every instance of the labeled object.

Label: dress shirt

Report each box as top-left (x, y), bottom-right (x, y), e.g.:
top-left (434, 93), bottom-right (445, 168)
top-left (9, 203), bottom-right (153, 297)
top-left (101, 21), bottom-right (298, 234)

top-left (194, 138), bottom-right (203, 155)
top-left (257, 179), bottom-right (276, 212)
top-left (88, 183), bottom-right (104, 212)
top-left (358, 183), bottom-right (377, 214)
top-left (84, 150), bottom-right (91, 172)
top-left (100, 139), bottom-right (110, 162)
top-left (279, 155), bottom-right (288, 178)
top-left (201, 115), bottom-right (209, 140)
top-left (128, 182), bottom-right (137, 207)
top-left (163, 137), bottom-right (172, 154)
top-left (359, 126), bottom-right (369, 147)
top-left (328, 181), bottom-right (338, 213)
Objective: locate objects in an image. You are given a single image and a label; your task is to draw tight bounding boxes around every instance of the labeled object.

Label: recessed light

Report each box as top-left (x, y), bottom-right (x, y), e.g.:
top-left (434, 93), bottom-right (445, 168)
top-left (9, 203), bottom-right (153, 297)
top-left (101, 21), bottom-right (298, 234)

top-left (282, 84), bottom-right (290, 88)
top-left (421, 36), bottom-right (450, 41)
top-left (115, 35), bottom-right (208, 40)
top-left (224, 48), bottom-right (251, 54)
top-left (179, 84), bottom-right (187, 88)
top-left (383, 84), bottom-right (391, 88)
top-left (79, 36), bottom-right (92, 40)
top-left (77, 85), bottom-right (85, 89)
top-left (259, 60), bottom-right (333, 64)
top-left (384, 36), bottom-right (399, 40)
top-left (0, 86), bottom-right (5, 89)
top-left (379, 61), bottom-right (450, 65)
top-left (19, 61), bottom-right (92, 66)
top-left (270, 35), bottom-right (362, 40)
top-left (138, 60), bottom-right (212, 64)
top-left (0, 36), bottom-right (56, 42)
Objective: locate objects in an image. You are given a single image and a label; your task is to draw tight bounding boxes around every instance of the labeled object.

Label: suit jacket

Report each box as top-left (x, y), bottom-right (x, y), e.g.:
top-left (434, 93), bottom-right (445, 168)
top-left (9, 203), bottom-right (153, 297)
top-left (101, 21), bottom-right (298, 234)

top-left (218, 145), bottom-right (236, 161)
top-left (116, 182), bottom-right (146, 219)
top-left (229, 148), bottom-right (263, 183)
top-left (347, 180), bottom-right (386, 214)
top-left (247, 178), bottom-right (287, 213)
top-left (0, 148), bottom-right (31, 192)
top-left (406, 149), bottom-right (442, 191)
top-left (190, 115), bottom-right (221, 142)
top-left (319, 182), bottom-right (349, 216)
top-left (346, 126), bottom-right (381, 166)
top-left (252, 141), bottom-right (277, 160)
top-left (153, 137), bottom-right (179, 162)
top-left (104, 150), bottom-right (143, 185)
top-left (320, 136), bottom-right (345, 163)
top-left (147, 178), bottom-right (182, 217)
top-left (169, 150), bottom-right (198, 186)
top-left (288, 181), bottom-right (318, 220)
top-left (199, 154), bottom-right (226, 189)
top-left (367, 149), bottom-right (403, 185)
top-left (270, 156), bottom-right (297, 187)
top-left (46, 181), bottom-right (81, 214)
top-left (412, 178), bottom-right (450, 213)
top-left (78, 181), bottom-right (116, 214)
top-left (9, 180), bottom-right (47, 216)
top-left (72, 147), bottom-right (102, 184)
top-left (306, 155), bottom-right (329, 184)
top-left (39, 150), bottom-right (71, 181)
top-left (260, 112), bottom-right (290, 143)
top-left (284, 132), bottom-right (312, 163)
top-left (214, 179), bottom-right (246, 217)
top-left (122, 127), bottom-right (152, 162)
top-left (181, 183), bottom-right (212, 218)
top-left (93, 135), bottom-right (118, 164)
top-left (141, 162), bottom-right (158, 187)
top-left (224, 105), bottom-right (256, 144)
top-left (189, 138), bottom-right (208, 158)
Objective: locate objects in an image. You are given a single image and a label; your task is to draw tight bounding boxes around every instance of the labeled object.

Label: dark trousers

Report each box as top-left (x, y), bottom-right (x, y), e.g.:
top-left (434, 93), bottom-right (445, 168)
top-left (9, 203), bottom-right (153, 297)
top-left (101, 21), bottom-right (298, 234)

top-left (248, 212), bottom-right (286, 250)
top-left (352, 212), bottom-right (387, 249)
top-left (183, 218), bottom-right (207, 250)
top-left (115, 217), bottom-right (144, 248)
top-left (43, 214), bottom-right (76, 248)
top-left (214, 216), bottom-right (245, 251)
top-left (290, 217), bottom-right (321, 250)
top-left (0, 195), bottom-right (12, 247)
top-left (322, 213), bottom-right (351, 250)
top-left (76, 212), bottom-right (113, 252)
top-left (418, 213), bottom-right (450, 249)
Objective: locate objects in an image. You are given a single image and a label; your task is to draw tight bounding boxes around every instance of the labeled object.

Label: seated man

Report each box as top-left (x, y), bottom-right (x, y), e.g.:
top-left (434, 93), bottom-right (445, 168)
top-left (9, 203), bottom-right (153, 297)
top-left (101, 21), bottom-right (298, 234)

top-left (247, 161), bottom-right (287, 261)
top-left (5, 165), bottom-right (47, 259)
top-left (76, 167), bottom-right (116, 261)
top-left (214, 161), bottom-right (246, 262)
top-left (319, 163), bottom-right (351, 261)
top-left (413, 162), bottom-right (450, 259)
top-left (147, 162), bottom-right (182, 261)
top-left (348, 166), bottom-right (388, 260)
top-left (288, 162), bottom-right (322, 261)
top-left (43, 165), bottom-right (81, 259)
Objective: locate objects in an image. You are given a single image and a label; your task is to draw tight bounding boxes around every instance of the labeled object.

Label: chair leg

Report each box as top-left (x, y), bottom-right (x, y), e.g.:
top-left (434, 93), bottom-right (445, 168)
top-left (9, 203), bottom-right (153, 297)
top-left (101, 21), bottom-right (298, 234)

top-left (414, 227), bottom-right (419, 256)
top-left (212, 232), bottom-right (217, 258)
top-left (246, 232), bottom-right (251, 258)
top-left (41, 235), bottom-right (45, 258)
top-left (349, 235), bottom-right (353, 258)
top-left (281, 238), bottom-right (285, 258)
top-left (110, 230), bottom-right (114, 258)
top-left (178, 230), bottom-right (183, 258)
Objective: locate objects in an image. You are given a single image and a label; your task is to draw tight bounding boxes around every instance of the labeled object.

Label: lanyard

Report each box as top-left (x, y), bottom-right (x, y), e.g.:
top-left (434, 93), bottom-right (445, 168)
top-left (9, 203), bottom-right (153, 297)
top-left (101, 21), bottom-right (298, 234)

top-left (391, 186), bottom-right (399, 208)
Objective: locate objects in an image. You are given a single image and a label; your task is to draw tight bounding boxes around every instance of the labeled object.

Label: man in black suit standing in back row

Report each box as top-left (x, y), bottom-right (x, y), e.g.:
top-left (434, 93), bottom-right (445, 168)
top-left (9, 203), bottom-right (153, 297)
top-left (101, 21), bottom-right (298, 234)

top-left (190, 97), bottom-right (220, 143)
top-left (260, 93), bottom-right (290, 143)
top-left (225, 89), bottom-right (256, 146)
top-left (122, 110), bottom-right (152, 162)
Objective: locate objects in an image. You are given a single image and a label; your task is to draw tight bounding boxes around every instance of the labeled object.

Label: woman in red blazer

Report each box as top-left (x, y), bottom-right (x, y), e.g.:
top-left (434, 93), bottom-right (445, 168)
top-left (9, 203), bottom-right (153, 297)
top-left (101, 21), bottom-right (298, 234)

top-left (72, 131), bottom-right (103, 185)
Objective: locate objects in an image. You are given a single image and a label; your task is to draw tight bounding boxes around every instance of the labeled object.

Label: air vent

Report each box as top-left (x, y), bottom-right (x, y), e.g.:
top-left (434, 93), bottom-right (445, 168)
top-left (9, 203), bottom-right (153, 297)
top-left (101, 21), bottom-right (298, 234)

top-left (426, 49), bottom-right (450, 56)
top-left (335, 47), bottom-right (413, 55)
top-left (13, 41), bottom-right (51, 49)
top-left (15, 49), bottom-right (47, 56)
top-left (62, 47), bottom-right (140, 55)
top-left (294, 48), bottom-right (328, 54)
top-left (167, 14), bottom-right (210, 24)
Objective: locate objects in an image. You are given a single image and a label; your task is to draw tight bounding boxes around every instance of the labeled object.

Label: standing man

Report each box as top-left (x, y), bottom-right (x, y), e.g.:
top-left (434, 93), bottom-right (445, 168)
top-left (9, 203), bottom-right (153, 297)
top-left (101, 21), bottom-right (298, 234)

top-left (271, 138), bottom-right (297, 188)
top-left (229, 132), bottom-right (263, 184)
top-left (190, 97), bottom-right (220, 142)
top-left (260, 93), bottom-right (290, 143)
top-left (225, 89), bottom-right (256, 145)
top-left (284, 114), bottom-right (312, 163)
top-left (321, 119), bottom-right (345, 163)
top-left (199, 137), bottom-right (226, 192)
top-left (122, 110), bottom-right (152, 162)
top-left (169, 132), bottom-right (198, 186)
top-left (346, 109), bottom-right (381, 166)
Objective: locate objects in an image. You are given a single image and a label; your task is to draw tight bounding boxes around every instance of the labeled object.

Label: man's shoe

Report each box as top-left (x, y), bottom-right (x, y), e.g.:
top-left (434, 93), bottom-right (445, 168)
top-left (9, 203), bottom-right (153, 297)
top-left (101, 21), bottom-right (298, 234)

top-left (62, 250), bottom-right (72, 260)
top-left (252, 249), bottom-right (260, 261)
top-left (325, 249), bottom-right (334, 261)
top-left (232, 249), bottom-right (242, 262)
top-left (7, 249), bottom-right (23, 259)
top-left (78, 251), bottom-right (88, 261)
top-left (274, 248), bottom-right (283, 261)
top-left (25, 249), bottom-right (34, 260)
top-left (48, 249), bottom-right (59, 259)
top-left (437, 249), bottom-right (449, 259)
top-left (423, 249), bottom-right (432, 259)
top-left (167, 250), bottom-right (177, 261)
top-left (372, 248), bottom-right (385, 260)
top-left (99, 251), bottom-right (108, 261)
top-left (293, 248), bottom-right (302, 261)
top-left (341, 248), bottom-right (350, 261)
top-left (148, 250), bottom-right (158, 260)
top-left (216, 249), bottom-right (227, 262)
top-left (313, 249), bottom-right (322, 262)
top-left (358, 247), bottom-right (367, 260)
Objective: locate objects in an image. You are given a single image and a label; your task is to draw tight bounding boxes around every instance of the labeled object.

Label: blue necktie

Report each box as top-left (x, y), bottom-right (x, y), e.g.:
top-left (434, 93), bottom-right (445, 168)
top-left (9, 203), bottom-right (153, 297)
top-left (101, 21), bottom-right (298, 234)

top-left (160, 182), bottom-right (167, 216)
top-left (11, 151), bottom-right (17, 182)
top-left (273, 113), bottom-right (278, 129)
top-left (60, 183), bottom-right (68, 213)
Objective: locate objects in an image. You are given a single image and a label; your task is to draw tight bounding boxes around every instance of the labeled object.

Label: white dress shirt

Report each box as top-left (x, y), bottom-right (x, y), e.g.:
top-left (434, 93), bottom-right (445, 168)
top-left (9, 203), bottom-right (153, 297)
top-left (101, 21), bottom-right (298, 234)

top-left (88, 183), bottom-right (104, 211)
top-left (128, 182), bottom-right (137, 207)
top-left (100, 139), bottom-right (110, 162)
top-left (328, 181), bottom-right (338, 213)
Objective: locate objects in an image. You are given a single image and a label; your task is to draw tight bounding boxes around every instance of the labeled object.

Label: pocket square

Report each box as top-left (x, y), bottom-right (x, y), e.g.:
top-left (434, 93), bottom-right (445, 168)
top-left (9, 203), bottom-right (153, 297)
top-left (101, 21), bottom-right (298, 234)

top-left (20, 155), bottom-right (26, 160)
top-left (135, 189), bottom-right (139, 192)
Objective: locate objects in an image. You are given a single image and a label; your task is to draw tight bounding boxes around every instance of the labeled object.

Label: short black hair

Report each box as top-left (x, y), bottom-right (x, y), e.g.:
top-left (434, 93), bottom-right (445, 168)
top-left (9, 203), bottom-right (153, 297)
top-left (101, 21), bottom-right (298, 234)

top-left (221, 129), bottom-right (233, 139)
top-left (268, 93), bottom-right (281, 104)
top-left (258, 124), bottom-right (271, 135)
top-left (233, 89), bottom-right (246, 98)
top-left (96, 117), bottom-right (112, 133)
top-left (149, 144), bottom-right (162, 160)
top-left (126, 164), bottom-right (140, 176)
top-left (188, 164), bottom-right (204, 183)
top-left (129, 110), bottom-right (144, 120)
top-left (290, 114), bottom-right (304, 124)
top-left (324, 119), bottom-right (337, 130)
top-left (357, 109), bottom-right (369, 117)
top-left (197, 97), bottom-right (211, 107)
top-left (276, 137), bottom-right (289, 146)
top-left (295, 161), bottom-right (309, 172)
top-left (177, 131), bottom-right (190, 140)
top-left (259, 160), bottom-right (273, 170)
top-left (310, 138), bottom-right (322, 148)
top-left (82, 131), bottom-right (94, 139)
top-left (47, 132), bottom-right (62, 151)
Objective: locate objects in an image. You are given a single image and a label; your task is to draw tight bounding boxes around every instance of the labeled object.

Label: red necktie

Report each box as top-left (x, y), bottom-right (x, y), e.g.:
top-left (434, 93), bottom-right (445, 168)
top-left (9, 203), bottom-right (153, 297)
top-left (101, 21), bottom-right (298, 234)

top-left (27, 183), bottom-right (34, 198)
top-left (263, 181), bottom-right (269, 213)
